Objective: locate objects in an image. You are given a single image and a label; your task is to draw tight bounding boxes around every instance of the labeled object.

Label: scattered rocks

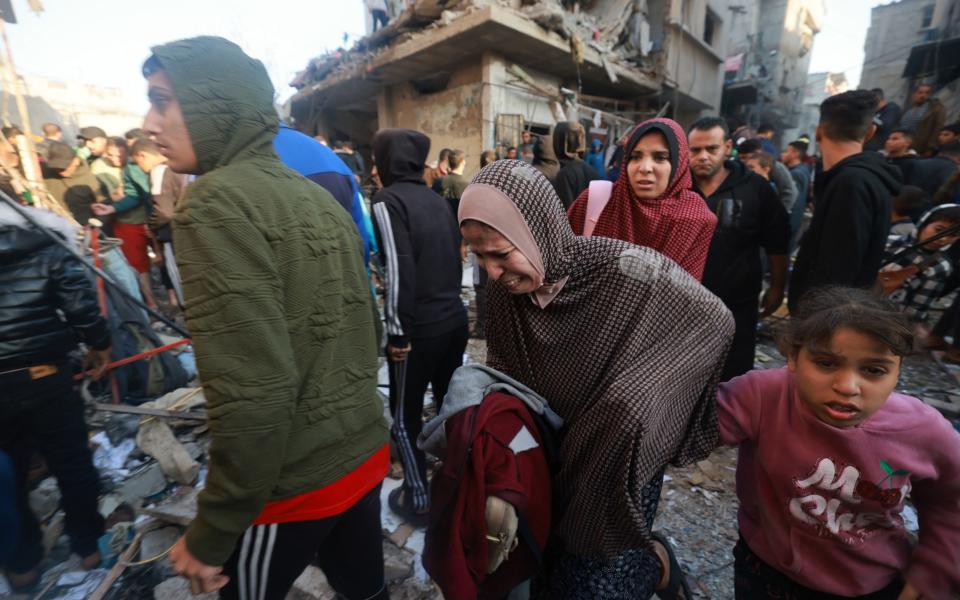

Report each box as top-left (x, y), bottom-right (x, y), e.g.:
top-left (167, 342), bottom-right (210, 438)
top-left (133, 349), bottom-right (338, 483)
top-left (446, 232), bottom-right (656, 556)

top-left (143, 486), bottom-right (198, 527)
top-left (153, 576), bottom-right (217, 600)
top-left (137, 418), bottom-right (200, 485)
top-left (118, 462), bottom-right (168, 506)
top-left (286, 566), bottom-right (336, 600)
top-left (140, 526), bottom-right (181, 567)
top-left (384, 542), bottom-right (415, 583)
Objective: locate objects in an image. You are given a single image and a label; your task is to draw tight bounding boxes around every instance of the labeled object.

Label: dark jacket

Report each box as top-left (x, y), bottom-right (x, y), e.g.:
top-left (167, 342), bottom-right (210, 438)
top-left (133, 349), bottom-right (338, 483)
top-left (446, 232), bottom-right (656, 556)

top-left (699, 160), bottom-right (791, 303)
top-left (789, 152), bottom-right (902, 311)
top-left (865, 101), bottom-right (902, 152)
top-left (909, 156), bottom-right (957, 200)
top-left (888, 154), bottom-right (919, 186)
top-left (432, 172), bottom-right (469, 217)
top-left (552, 122), bottom-right (600, 209)
top-left (156, 36), bottom-right (387, 566)
top-left (371, 128), bottom-right (467, 348)
top-left (788, 162), bottom-right (811, 231)
top-left (0, 205), bottom-right (110, 371)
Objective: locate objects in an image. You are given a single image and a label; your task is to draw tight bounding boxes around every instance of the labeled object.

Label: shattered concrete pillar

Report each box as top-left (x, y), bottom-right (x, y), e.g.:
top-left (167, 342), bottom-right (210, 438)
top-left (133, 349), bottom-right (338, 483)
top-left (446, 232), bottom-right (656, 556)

top-left (136, 420), bottom-right (200, 486)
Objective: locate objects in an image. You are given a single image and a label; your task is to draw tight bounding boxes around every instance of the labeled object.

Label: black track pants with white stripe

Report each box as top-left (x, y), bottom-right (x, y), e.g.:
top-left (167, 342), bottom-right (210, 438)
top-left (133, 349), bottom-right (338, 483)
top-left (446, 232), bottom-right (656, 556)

top-left (387, 325), bottom-right (468, 513)
top-left (219, 484), bottom-right (389, 600)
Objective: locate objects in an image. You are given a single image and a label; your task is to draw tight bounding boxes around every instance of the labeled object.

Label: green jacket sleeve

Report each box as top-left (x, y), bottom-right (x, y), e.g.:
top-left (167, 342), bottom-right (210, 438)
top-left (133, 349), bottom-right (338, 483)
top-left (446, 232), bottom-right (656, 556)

top-left (174, 194), bottom-right (298, 566)
top-left (112, 164), bottom-right (150, 214)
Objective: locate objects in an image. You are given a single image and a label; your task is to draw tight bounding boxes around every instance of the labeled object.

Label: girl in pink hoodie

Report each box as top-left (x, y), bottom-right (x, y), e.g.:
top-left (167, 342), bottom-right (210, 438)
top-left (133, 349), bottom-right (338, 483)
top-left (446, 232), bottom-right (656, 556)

top-left (718, 286), bottom-right (960, 599)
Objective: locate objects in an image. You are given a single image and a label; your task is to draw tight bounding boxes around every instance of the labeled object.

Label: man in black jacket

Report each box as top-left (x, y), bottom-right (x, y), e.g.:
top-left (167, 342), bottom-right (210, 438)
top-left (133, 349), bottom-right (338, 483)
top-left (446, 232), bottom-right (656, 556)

top-left (689, 117), bottom-right (791, 380)
top-left (0, 203), bottom-right (111, 590)
top-left (371, 128), bottom-right (468, 523)
top-left (552, 121), bottom-right (600, 209)
top-left (864, 88), bottom-right (901, 152)
top-left (789, 90), bottom-right (902, 312)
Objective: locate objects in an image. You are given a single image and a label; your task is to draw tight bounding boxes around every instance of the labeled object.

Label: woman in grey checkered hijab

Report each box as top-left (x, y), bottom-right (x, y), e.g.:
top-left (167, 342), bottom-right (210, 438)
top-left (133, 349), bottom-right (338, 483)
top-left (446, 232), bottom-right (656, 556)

top-left (458, 160), bottom-right (734, 597)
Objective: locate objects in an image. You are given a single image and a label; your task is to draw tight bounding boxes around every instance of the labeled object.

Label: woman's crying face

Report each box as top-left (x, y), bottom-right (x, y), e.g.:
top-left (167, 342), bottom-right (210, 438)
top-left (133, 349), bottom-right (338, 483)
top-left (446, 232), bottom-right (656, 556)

top-left (461, 221), bottom-right (542, 295)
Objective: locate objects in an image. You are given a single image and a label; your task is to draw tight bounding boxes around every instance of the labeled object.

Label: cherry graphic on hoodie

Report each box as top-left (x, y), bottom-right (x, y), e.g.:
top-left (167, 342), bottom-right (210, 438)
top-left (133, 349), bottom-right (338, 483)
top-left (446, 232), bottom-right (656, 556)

top-left (855, 460), bottom-right (911, 509)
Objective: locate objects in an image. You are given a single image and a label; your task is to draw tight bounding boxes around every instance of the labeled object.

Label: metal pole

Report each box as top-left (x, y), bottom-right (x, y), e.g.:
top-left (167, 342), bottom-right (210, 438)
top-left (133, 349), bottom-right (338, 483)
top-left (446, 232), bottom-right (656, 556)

top-left (0, 190), bottom-right (190, 337)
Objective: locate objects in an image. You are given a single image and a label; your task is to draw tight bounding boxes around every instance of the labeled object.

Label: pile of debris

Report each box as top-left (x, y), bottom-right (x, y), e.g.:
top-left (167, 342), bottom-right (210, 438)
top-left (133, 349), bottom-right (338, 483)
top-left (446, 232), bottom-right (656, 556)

top-left (289, 0), bottom-right (661, 93)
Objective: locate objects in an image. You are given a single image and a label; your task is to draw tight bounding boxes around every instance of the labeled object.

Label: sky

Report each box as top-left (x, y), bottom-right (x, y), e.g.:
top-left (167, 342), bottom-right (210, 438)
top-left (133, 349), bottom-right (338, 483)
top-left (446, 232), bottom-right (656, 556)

top-left (807, 0), bottom-right (890, 87)
top-left (2, 0), bottom-right (888, 117)
top-left (3, 0), bottom-right (366, 113)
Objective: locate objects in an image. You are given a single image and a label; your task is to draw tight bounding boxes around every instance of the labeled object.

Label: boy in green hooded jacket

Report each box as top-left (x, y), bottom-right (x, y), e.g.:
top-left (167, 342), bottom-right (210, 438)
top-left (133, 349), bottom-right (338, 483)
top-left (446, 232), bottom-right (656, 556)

top-left (141, 37), bottom-right (389, 599)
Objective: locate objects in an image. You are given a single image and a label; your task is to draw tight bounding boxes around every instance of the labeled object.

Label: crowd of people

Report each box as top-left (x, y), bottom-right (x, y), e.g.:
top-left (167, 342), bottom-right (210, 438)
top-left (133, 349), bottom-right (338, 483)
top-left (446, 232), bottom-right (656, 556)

top-left (1, 34), bottom-right (959, 600)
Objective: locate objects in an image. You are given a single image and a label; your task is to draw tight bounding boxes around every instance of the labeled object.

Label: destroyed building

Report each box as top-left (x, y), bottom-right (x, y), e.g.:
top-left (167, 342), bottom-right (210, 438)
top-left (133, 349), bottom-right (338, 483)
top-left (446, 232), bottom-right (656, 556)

top-left (288, 0), bottom-right (729, 176)
top-left (720, 0), bottom-right (824, 138)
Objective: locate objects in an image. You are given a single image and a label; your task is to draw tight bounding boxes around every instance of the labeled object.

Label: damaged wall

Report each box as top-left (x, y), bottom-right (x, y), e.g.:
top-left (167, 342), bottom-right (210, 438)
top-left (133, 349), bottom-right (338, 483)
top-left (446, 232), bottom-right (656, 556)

top-left (378, 58), bottom-right (485, 175)
top-left (661, 0), bottom-right (726, 123)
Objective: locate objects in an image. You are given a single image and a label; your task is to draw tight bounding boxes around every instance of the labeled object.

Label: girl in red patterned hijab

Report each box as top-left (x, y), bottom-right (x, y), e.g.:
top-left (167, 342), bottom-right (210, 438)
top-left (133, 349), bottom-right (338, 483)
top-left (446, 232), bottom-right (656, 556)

top-left (568, 117), bottom-right (717, 280)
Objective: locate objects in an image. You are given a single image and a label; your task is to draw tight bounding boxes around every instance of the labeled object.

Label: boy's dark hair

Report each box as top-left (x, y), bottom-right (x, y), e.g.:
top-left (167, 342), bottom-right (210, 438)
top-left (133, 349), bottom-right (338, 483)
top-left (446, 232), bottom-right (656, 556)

top-left (125, 128), bottom-right (148, 142)
top-left (892, 185), bottom-right (927, 216)
top-left (890, 127), bottom-right (915, 139)
top-left (448, 149), bottom-right (465, 170)
top-left (507, 146), bottom-right (517, 153)
top-left (779, 287), bottom-right (914, 358)
top-left (757, 123), bottom-right (774, 134)
top-left (2, 126), bottom-right (22, 140)
top-left (439, 148), bottom-right (452, 162)
top-left (688, 116), bottom-right (730, 139)
top-left (333, 140), bottom-right (345, 150)
top-left (941, 124), bottom-right (960, 135)
top-left (108, 136), bottom-right (127, 149)
top-left (752, 151), bottom-right (775, 170)
top-left (480, 149), bottom-right (496, 168)
top-left (131, 138), bottom-right (163, 157)
top-left (788, 140), bottom-right (808, 156)
top-left (870, 88), bottom-right (884, 101)
top-left (737, 138), bottom-right (763, 156)
top-left (818, 90), bottom-right (879, 143)
top-left (41, 122), bottom-right (61, 136)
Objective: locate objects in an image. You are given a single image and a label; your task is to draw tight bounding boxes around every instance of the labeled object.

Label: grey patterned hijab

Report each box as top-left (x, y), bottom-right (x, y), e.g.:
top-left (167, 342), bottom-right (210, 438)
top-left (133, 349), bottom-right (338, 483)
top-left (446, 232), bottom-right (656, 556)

top-left (467, 160), bottom-right (734, 558)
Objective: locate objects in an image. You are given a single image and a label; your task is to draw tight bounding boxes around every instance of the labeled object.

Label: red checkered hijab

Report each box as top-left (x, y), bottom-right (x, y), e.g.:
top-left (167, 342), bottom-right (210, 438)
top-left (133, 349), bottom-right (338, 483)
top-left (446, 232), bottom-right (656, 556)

top-left (568, 118), bottom-right (716, 280)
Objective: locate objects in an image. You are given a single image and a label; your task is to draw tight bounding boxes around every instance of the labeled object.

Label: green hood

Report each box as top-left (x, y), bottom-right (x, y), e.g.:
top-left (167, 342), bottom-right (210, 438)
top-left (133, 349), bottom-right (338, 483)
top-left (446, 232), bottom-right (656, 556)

top-left (149, 36), bottom-right (278, 174)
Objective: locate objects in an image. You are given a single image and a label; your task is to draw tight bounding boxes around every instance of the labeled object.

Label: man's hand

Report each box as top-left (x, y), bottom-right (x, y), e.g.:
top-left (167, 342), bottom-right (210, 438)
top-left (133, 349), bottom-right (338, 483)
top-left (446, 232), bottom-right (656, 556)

top-left (387, 344), bottom-right (412, 362)
top-left (84, 347), bottom-right (112, 380)
top-left (896, 581), bottom-right (921, 600)
top-left (760, 286), bottom-right (785, 317)
top-left (169, 537), bottom-right (229, 595)
top-left (90, 203), bottom-right (117, 217)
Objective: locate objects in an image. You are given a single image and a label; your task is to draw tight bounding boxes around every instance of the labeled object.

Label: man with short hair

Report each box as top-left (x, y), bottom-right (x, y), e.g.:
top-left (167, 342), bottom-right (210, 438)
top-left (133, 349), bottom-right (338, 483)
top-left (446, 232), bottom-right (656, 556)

top-left (519, 130), bottom-right (535, 163)
top-left (744, 151), bottom-right (774, 181)
top-left (884, 128), bottom-right (919, 183)
top-left (40, 122), bottom-right (62, 142)
top-left (864, 88), bottom-right (901, 152)
top-left (898, 83), bottom-right (946, 156)
top-left (432, 148), bottom-right (468, 216)
top-left (130, 138), bottom-right (186, 309)
top-left (124, 128), bottom-right (149, 148)
top-left (789, 90), bottom-right (902, 312)
top-left (689, 116), bottom-right (790, 380)
top-left (937, 124), bottom-right (960, 150)
top-left (333, 140), bottom-right (364, 183)
top-left (737, 138), bottom-right (798, 215)
top-left (76, 126), bottom-right (108, 163)
top-left (141, 37), bottom-right (389, 599)
top-left (505, 146), bottom-right (518, 160)
top-left (756, 123), bottom-right (777, 155)
top-left (781, 140), bottom-right (812, 247)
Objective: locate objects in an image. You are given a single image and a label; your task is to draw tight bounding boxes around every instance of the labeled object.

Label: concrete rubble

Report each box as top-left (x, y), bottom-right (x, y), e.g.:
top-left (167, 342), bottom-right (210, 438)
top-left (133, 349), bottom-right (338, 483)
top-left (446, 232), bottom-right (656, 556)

top-left (5, 292), bottom-right (957, 600)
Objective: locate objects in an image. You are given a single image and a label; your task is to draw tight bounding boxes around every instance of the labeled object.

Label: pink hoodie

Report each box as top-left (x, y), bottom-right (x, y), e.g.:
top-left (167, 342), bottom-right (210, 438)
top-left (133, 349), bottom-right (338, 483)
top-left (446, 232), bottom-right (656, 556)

top-left (718, 367), bottom-right (960, 598)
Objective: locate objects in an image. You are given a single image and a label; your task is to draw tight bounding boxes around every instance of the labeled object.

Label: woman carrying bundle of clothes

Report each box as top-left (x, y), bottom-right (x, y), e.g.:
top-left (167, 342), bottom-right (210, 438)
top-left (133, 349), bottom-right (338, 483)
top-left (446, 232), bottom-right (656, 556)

top-left (457, 158), bottom-right (734, 598)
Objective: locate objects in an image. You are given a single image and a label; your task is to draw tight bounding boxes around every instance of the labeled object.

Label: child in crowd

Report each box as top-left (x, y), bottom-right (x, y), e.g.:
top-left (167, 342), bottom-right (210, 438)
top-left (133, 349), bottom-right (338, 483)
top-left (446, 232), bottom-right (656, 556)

top-left (879, 204), bottom-right (960, 324)
top-left (718, 287), bottom-right (960, 599)
top-left (887, 185), bottom-right (927, 238)
top-left (743, 150), bottom-right (774, 183)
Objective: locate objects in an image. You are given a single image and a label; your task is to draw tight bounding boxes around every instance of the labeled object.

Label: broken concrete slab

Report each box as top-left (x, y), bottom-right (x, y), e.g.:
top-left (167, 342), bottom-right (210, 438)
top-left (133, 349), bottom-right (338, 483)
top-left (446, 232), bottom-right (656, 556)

top-left (29, 477), bottom-right (61, 522)
top-left (143, 486), bottom-right (198, 527)
top-left (182, 442), bottom-right (203, 461)
top-left (286, 565), bottom-right (336, 600)
top-left (119, 462), bottom-right (167, 505)
top-left (137, 419), bottom-right (200, 485)
top-left (154, 576), bottom-right (217, 600)
top-left (384, 543), bottom-right (414, 583)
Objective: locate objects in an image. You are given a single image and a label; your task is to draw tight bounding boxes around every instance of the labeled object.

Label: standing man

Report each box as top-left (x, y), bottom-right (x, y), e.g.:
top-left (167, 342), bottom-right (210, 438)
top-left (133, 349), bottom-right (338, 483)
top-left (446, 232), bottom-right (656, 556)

top-left (0, 203), bottom-right (111, 591)
top-left (883, 128), bottom-right (920, 184)
top-left (689, 117), bottom-right (791, 380)
top-left (366, 0), bottom-right (389, 31)
top-left (789, 90), bottom-right (902, 312)
top-left (142, 37), bottom-right (389, 599)
top-left (898, 83), bottom-right (946, 156)
top-left (755, 123), bottom-right (777, 155)
top-left (736, 138), bottom-right (798, 215)
top-left (371, 128), bottom-right (468, 524)
top-left (864, 88), bottom-right (901, 152)
top-left (780, 139), bottom-right (812, 248)
top-left (431, 148), bottom-right (468, 216)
